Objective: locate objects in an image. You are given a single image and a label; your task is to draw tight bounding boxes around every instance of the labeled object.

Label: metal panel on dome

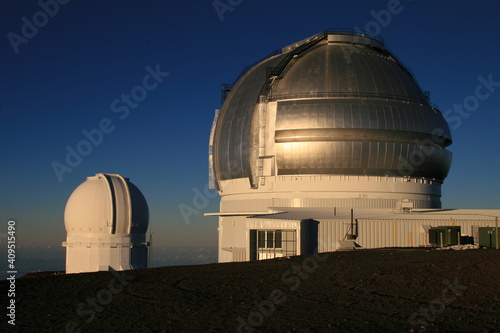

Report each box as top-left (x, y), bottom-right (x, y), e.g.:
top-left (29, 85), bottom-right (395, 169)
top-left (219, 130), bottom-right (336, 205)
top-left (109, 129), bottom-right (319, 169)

top-left (270, 42), bottom-right (426, 103)
top-left (105, 174), bottom-right (131, 235)
top-left (275, 100), bottom-right (452, 145)
top-left (64, 175), bottom-right (113, 233)
top-left (213, 53), bottom-right (287, 183)
top-left (275, 99), bottom-right (451, 180)
top-left (275, 141), bottom-right (451, 179)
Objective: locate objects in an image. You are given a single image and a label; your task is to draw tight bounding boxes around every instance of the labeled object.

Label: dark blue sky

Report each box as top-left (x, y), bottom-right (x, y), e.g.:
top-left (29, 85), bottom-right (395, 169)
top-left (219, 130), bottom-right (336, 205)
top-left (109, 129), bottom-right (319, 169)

top-left (1, 0), bottom-right (499, 248)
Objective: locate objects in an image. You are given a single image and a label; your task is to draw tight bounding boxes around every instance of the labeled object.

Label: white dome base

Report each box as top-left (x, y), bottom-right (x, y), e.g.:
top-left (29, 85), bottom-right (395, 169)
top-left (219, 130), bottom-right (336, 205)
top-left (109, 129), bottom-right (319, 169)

top-left (218, 174), bottom-right (443, 212)
top-left (63, 234), bottom-right (148, 274)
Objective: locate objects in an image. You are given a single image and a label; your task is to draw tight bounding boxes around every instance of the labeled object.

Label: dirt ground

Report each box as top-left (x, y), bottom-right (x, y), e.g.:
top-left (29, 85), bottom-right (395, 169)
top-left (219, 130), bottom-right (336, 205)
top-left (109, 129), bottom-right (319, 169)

top-left (2, 248), bottom-right (499, 332)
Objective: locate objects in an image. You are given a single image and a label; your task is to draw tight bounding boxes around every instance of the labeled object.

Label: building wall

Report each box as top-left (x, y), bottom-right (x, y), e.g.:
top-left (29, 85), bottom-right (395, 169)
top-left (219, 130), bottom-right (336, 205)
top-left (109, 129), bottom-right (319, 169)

top-left (218, 215), bottom-right (498, 263)
top-left (65, 246), bottom-right (133, 273)
top-left (318, 217), bottom-right (498, 251)
top-left (64, 234), bottom-right (148, 273)
top-left (218, 216), bottom-right (249, 262)
top-left (219, 217), bottom-right (304, 262)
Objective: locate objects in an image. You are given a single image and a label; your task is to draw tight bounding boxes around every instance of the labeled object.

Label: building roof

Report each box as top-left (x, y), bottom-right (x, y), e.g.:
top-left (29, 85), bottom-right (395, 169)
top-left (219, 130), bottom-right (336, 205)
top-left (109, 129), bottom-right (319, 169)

top-left (250, 207), bottom-right (500, 221)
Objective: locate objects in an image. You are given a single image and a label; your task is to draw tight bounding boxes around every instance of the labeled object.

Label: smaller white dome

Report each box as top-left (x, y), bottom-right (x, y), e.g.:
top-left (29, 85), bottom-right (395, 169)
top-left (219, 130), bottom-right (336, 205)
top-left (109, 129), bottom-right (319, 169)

top-left (64, 173), bottom-right (149, 235)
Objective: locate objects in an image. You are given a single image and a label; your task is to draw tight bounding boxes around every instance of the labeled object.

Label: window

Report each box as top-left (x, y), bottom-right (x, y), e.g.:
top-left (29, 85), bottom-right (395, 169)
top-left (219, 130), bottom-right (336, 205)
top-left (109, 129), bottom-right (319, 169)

top-left (275, 230), bottom-right (282, 248)
top-left (250, 229), bottom-right (296, 260)
top-left (267, 231), bottom-right (274, 248)
top-left (258, 231), bottom-right (266, 248)
top-left (257, 231), bottom-right (282, 249)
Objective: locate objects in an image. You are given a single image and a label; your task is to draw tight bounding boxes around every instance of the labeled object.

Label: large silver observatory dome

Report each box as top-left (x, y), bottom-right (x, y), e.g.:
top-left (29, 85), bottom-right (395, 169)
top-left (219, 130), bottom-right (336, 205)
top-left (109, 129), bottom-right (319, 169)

top-left (210, 29), bottom-right (452, 209)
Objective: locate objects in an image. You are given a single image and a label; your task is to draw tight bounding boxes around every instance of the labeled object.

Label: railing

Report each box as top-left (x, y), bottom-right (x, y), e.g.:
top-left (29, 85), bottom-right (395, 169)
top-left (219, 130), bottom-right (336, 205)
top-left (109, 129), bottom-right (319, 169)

top-left (267, 91), bottom-right (439, 109)
top-left (230, 28), bottom-right (384, 86)
top-left (321, 28), bottom-right (385, 43)
top-left (231, 49), bottom-right (283, 85)
top-left (220, 83), bottom-right (234, 104)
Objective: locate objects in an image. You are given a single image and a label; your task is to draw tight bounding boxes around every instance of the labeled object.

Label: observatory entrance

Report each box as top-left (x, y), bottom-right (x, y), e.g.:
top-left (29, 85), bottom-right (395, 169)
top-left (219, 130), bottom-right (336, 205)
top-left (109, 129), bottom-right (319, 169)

top-left (249, 229), bottom-right (297, 260)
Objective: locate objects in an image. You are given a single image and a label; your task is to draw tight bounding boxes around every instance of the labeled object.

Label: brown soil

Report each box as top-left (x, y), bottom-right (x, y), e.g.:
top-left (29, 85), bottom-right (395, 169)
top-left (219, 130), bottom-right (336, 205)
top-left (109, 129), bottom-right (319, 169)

top-left (2, 248), bottom-right (499, 332)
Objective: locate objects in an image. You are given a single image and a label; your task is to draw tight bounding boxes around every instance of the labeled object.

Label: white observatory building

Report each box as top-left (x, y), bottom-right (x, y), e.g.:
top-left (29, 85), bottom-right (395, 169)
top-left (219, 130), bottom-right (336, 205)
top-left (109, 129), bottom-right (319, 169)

top-left (63, 173), bottom-right (150, 274)
top-left (207, 29), bottom-right (500, 262)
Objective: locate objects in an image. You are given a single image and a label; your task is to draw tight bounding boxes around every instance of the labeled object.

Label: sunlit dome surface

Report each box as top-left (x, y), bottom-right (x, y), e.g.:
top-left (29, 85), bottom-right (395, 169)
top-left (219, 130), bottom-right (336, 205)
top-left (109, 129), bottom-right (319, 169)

top-left (211, 30), bottom-right (452, 189)
top-left (64, 173), bottom-right (149, 235)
